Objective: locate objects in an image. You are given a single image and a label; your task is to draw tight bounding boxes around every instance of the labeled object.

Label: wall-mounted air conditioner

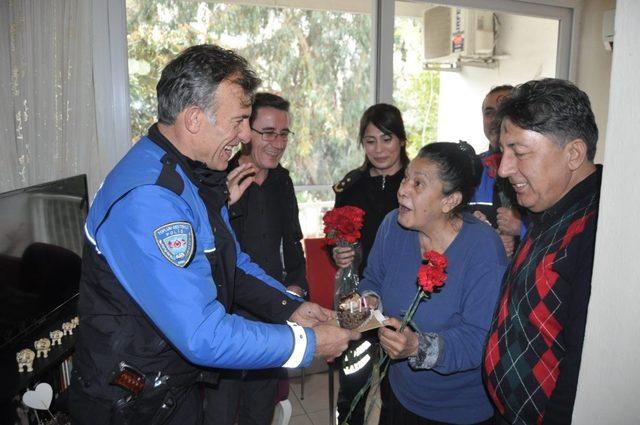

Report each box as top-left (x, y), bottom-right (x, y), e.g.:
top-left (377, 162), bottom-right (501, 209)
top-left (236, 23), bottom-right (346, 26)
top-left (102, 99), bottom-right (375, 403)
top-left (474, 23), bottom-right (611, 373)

top-left (424, 6), bottom-right (495, 65)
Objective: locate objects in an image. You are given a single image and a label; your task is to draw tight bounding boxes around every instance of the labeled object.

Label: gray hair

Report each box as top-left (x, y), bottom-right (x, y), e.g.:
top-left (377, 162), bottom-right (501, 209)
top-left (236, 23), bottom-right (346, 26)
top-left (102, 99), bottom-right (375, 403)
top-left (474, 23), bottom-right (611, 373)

top-left (156, 44), bottom-right (261, 125)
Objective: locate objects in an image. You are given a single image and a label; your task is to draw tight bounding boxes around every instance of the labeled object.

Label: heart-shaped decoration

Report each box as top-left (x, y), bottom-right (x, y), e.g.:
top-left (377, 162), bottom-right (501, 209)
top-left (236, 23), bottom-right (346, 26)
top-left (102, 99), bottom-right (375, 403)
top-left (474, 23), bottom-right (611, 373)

top-left (22, 382), bottom-right (53, 410)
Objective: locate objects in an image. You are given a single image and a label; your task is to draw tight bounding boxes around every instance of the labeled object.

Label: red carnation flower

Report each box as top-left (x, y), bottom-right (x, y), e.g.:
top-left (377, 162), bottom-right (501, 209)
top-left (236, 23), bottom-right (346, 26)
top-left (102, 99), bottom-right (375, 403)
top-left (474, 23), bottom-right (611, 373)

top-left (417, 250), bottom-right (448, 294)
top-left (424, 251), bottom-right (448, 270)
top-left (482, 152), bottom-right (503, 178)
top-left (323, 206), bottom-right (365, 245)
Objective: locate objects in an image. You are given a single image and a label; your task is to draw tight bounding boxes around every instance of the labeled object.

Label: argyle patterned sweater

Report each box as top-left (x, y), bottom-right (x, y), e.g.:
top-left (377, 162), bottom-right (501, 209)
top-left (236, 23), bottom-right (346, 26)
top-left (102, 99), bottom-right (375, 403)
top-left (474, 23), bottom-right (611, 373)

top-left (484, 166), bottom-right (602, 424)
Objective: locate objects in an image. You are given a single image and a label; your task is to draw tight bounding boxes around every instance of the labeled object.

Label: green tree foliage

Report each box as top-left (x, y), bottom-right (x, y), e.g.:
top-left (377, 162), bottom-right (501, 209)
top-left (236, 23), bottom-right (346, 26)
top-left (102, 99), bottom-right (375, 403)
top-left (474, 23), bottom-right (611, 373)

top-left (127, 1), bottom-right (438, 194)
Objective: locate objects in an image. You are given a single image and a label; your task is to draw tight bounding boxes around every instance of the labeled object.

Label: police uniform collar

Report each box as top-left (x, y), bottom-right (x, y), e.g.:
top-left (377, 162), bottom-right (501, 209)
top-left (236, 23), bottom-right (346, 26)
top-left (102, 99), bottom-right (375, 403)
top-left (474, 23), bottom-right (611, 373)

top-left (147, 123), bottom-right (229, 196)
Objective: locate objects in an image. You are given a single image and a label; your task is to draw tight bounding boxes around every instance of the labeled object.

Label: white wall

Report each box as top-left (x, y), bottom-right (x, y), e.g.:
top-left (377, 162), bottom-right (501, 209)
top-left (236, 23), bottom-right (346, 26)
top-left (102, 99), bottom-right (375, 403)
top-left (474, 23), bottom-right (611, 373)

top-left (575, 0), bottom-right (615, 165)
top-left (573, 0), bottom-right (640, 422)
top-left (436, 13), bottom-right (558, 154)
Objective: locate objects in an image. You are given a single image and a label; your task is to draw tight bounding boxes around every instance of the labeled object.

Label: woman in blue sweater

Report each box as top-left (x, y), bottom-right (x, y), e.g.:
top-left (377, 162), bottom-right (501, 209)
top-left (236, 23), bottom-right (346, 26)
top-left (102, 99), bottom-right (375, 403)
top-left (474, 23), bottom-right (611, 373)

top-left (360, 142), bottom-right (507, 424)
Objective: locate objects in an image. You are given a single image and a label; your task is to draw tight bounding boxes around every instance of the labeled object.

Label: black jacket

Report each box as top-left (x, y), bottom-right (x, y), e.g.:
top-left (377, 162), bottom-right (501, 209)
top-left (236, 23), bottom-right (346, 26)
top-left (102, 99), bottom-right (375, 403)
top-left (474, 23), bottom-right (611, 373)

top-left (333, 166), bottom-right (405, 276)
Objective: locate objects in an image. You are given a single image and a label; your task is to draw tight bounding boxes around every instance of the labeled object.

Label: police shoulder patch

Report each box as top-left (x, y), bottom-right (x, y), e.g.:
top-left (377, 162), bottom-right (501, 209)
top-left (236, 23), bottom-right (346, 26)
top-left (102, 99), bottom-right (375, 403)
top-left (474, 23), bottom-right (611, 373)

top-left (153, 221), bottom-right (194, 267)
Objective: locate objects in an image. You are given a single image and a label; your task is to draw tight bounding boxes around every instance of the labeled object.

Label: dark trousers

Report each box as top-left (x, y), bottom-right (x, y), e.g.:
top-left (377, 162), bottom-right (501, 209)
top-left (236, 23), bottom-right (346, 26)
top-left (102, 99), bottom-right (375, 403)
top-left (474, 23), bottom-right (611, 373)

top-left (337, 337), bottom-right (377, 425)
top-left (204, 369), bottom-right (281, 425)
top-left (379, 378), bottom-right (497, 425)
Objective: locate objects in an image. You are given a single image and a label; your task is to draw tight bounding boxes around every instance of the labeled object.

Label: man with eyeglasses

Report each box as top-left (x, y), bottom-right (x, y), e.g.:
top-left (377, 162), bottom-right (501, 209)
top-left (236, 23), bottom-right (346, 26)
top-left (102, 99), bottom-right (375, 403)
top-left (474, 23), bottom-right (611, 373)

top-left (205, 92), bottom-right (307, 425)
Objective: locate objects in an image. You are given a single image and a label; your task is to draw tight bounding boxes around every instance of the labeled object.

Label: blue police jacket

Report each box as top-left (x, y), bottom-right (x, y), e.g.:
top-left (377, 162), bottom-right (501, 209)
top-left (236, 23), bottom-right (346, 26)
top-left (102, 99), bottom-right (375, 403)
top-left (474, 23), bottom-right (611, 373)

top-left (83, 135), bottom-right (315, 370)
top-left (470, 150), bottom-right (527, 238)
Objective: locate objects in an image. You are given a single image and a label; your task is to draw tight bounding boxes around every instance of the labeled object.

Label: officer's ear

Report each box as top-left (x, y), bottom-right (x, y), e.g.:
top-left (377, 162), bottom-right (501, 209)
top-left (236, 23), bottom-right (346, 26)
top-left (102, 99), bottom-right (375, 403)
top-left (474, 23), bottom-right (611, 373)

top-left (183, 106), bottom-right (203, 134)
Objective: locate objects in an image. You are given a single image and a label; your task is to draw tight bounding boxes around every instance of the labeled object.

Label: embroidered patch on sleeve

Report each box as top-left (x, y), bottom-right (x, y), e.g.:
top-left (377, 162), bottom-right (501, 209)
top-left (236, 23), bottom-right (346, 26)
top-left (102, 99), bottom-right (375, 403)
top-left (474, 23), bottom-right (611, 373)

top-left (153, 221), bottom-right (194, 267)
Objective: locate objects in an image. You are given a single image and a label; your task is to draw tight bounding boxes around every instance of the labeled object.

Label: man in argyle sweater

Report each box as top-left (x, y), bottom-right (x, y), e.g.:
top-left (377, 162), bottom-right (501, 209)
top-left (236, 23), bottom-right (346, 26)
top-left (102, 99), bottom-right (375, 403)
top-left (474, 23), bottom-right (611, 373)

top-left (483, 79), bottom-right (601, 424)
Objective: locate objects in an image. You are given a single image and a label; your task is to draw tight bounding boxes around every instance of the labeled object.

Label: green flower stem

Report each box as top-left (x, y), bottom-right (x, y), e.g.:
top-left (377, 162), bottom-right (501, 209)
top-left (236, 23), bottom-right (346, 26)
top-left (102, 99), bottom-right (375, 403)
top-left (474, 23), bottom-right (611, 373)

top-left (399, 289), bottom-right (426, 332)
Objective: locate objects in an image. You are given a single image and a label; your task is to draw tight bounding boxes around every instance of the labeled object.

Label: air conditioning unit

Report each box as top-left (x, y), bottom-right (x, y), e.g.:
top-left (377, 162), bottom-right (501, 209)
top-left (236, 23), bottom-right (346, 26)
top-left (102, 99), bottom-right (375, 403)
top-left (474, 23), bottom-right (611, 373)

top-left (424, 6), bottom-right (495, 64)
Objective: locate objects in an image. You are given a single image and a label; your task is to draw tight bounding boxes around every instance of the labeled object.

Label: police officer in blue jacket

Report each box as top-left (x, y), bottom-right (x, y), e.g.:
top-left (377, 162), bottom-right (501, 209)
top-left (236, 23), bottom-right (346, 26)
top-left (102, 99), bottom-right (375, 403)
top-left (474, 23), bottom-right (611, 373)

top-left (69, 44), bottom-right (358, 425)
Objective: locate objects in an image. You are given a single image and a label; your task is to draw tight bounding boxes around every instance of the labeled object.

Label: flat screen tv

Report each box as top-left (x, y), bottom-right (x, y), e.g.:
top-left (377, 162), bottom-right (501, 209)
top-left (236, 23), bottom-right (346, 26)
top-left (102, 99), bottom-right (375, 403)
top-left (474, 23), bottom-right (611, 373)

top-left (0, 175), bottom-right (88, 351)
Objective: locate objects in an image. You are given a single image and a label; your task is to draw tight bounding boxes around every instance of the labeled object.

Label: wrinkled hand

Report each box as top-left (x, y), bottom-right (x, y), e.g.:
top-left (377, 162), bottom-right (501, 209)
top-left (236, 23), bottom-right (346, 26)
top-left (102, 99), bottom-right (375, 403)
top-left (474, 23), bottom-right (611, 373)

top-left (497, 207), bottom-right (522, 237)
top-left (289, 302), bottom-right (335, 327)
top-left (499, 234), bottom-right (515, 257)
top-left (473, 210), bottom-right (491, 226)
top-left (227, 163), bottom-right (256, 206)
top-left (332, 245), bottom-right (355, 269)
top-left (313, 324), bottom-right (360, 361)
top-left (378, 317), bottom-right (419, 360)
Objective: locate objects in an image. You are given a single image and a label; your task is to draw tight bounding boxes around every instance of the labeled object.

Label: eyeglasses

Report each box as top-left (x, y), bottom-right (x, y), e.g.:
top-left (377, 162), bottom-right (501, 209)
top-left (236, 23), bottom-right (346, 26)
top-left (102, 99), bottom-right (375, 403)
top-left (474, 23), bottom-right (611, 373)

top-left (251, 127), bottom-right (294, 142)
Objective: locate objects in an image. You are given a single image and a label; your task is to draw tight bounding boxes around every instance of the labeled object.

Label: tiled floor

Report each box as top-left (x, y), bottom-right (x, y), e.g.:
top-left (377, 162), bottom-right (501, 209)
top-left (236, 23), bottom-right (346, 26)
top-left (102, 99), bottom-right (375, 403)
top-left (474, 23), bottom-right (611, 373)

top-left (287, 360), bottom-right (380, 425)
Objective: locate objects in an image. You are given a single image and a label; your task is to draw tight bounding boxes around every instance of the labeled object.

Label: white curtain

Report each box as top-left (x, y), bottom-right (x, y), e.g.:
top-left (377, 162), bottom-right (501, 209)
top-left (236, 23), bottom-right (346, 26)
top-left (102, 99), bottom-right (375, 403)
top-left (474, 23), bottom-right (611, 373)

top-left (0, 0), bottom-right (128, 196)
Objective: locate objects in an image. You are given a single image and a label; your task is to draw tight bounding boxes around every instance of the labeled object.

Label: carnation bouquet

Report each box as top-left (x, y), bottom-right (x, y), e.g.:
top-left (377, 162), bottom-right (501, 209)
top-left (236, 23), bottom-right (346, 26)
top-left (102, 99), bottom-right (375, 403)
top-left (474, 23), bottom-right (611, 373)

top-left (341, 250), bottom-right (448, 425)
top-left (323, 206), bottom-right (366, 328)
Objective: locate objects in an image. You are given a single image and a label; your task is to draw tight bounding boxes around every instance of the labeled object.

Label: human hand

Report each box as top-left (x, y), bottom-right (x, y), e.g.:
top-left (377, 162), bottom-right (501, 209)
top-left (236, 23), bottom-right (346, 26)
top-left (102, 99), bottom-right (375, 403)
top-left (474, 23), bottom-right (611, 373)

top-left (473, 210), bottom-right (491, 226)
top-left (363, 294), bottom-right (379, 310)
top-left (227, 163), bottom-right (256, 206)
top-left (497, 207), bottom-right (522, 237)
top-left (289, 302), bottom-right (335, 327)
top-left (499, 234), bottom-right (515, 257)
top-left (286, 285), bottom-right (306, 298)
top-left (378, 317), bottom-right (419, 360)
top-left (332, 246), bottom-right (355, 268)
top-left (313, 324), bottom-right (360, 361)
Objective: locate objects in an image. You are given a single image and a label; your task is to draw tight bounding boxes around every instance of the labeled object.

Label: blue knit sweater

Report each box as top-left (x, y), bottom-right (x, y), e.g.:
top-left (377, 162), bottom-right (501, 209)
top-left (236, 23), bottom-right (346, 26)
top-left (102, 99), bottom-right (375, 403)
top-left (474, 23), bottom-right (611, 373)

top-left (360, 210), bottom-right (507, 424)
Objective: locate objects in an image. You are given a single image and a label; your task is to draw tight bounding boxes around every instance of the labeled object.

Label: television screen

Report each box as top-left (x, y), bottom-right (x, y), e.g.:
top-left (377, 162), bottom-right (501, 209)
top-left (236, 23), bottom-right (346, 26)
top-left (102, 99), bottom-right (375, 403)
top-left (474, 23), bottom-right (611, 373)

top-left (0, 175), bottom-right (88, 349)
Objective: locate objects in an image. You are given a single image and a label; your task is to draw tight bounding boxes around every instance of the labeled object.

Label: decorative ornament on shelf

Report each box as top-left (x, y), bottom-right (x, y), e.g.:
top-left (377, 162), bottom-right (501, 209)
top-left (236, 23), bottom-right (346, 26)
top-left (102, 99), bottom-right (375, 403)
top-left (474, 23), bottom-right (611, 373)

top-left (62, 322), bottom-right (74, 336)
top-left (16, 348), bottom-right (36, 373)
top-left (50, 330), bottom-right (63, 346)
top-left (34, 338), bottom-right (51, 358)
top-left (340, 250), bottom-right (448, 425)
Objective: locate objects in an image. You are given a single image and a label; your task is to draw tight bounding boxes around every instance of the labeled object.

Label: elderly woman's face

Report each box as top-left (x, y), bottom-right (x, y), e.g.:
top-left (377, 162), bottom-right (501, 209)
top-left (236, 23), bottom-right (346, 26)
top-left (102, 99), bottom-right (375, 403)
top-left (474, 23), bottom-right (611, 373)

top-left (397, 157), bottom-right (448, 231)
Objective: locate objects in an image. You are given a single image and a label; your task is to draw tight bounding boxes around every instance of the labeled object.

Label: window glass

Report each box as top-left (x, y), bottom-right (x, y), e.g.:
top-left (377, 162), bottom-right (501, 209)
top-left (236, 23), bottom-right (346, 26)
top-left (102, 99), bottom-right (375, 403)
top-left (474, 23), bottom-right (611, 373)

top-left (127, 1), bottom-right (373, 236)
top-left (394, 1), bottom-right (558, 155)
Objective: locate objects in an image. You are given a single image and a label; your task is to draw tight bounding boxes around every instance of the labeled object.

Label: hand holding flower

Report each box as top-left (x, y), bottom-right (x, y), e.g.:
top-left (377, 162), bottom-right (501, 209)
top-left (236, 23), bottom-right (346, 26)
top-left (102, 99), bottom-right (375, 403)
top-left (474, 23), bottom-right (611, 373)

top-left (496, 207), bottom-right (522, 237)
top-left (379, 317), bottom-right (419, 360)
top-left (332, 245), bottom-right (356, 268)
